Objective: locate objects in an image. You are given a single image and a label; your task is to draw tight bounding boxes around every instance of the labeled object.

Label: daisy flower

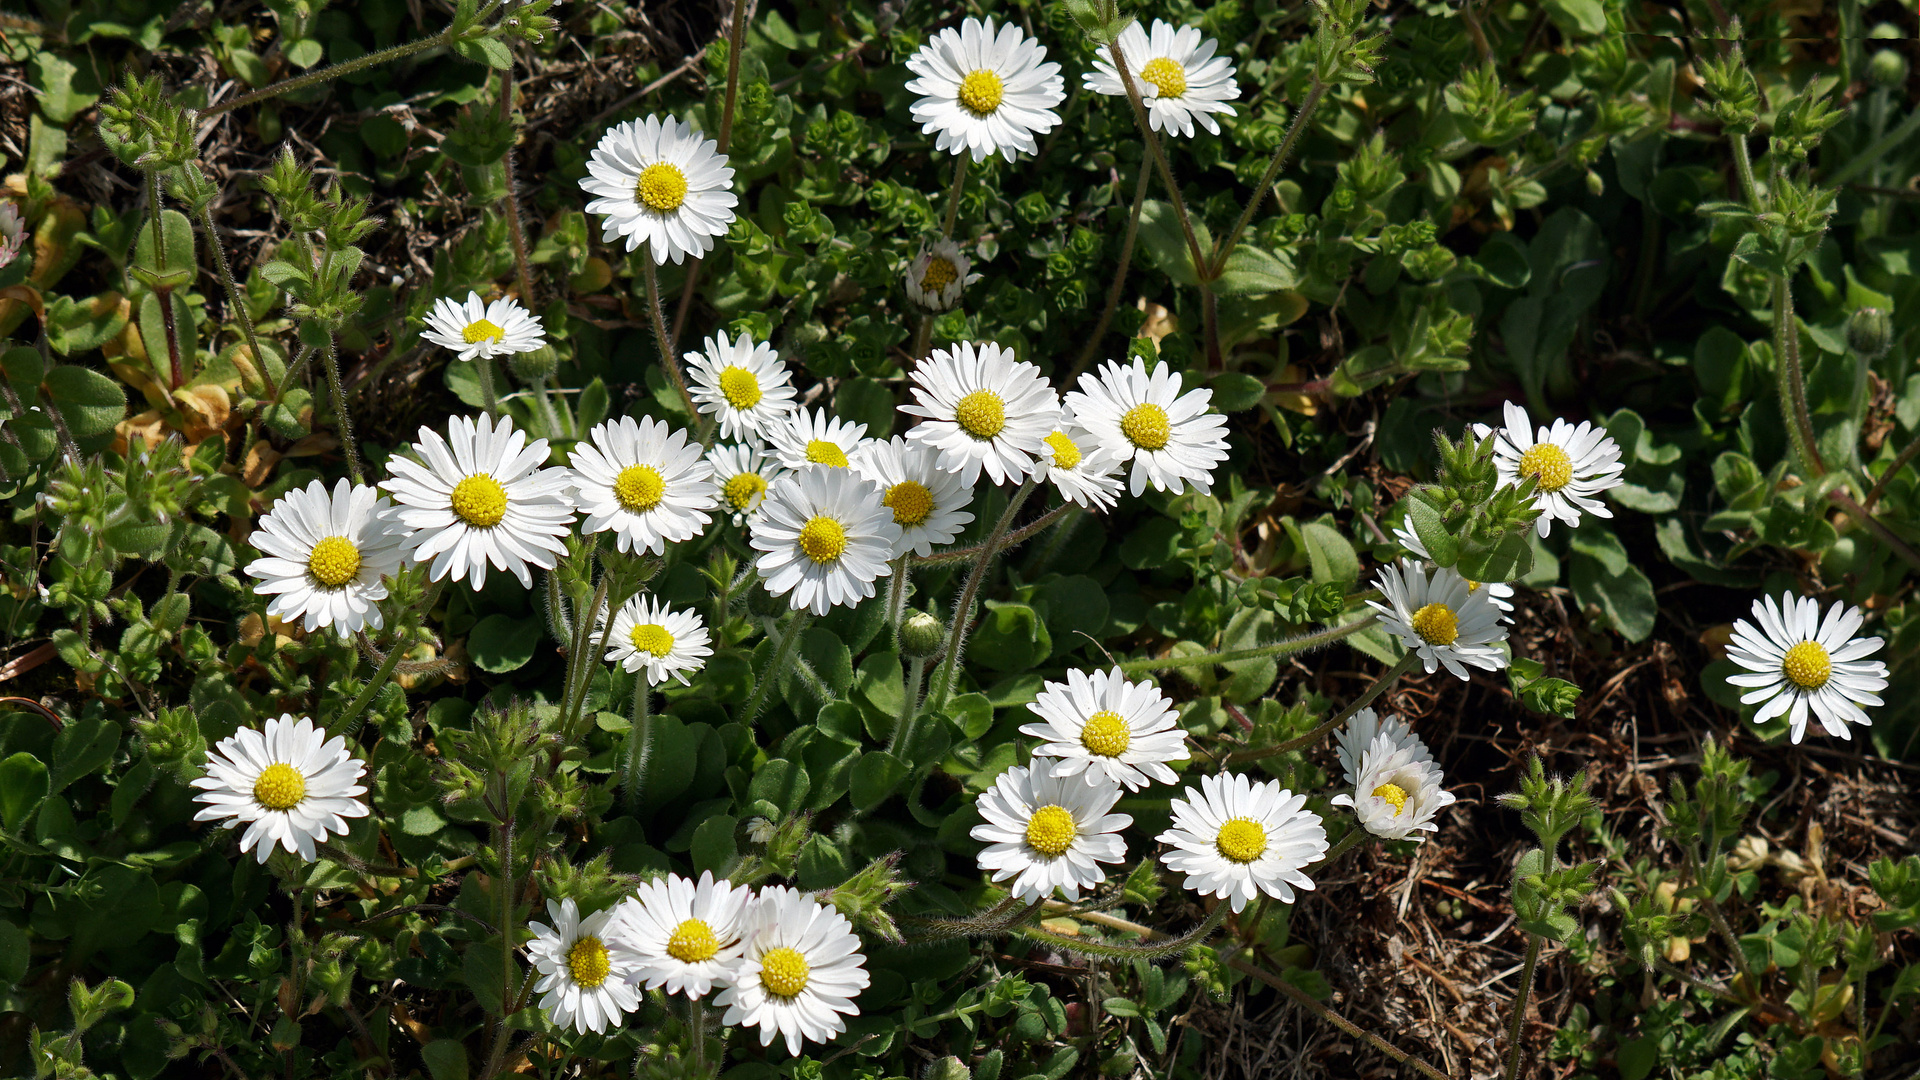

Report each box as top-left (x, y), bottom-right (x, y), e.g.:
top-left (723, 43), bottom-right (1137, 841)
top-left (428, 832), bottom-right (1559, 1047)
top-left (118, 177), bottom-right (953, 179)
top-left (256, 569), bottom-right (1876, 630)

top-left (1726, 593), bottom-right (1890, 743)
top-left (1332, 707), bottom-right (1431, 790)
top-left (1065, 358), bottom-right (1229, 497)
top-left (850, 437), bottom-right (976, 557)
top-left (568, 415), bottom-right (716, 555)
top-left (1020, 666), bottom-right (1191, 792)
top-left (580, 115), bottom-right (738, 264)
top-left (750, 466), bottom-right (902, 615)
top-left (190, 714), bottom-right (369, 863)
top-left (526, 898), bottom-right (643, 1035)
top-left (765, 408), bottom-right (869, 472)
top-left (684, 330), bottom-right (799, 441)
top-left (716, 885), bottom-right (871, 1056)
top-left (421, 291), bottom-right (545, 362)
top-left (904, 240), bottom-right (980, 313)
top-left (245, 478), bottom-right (408, 635)
top-left (901, 341), bottom-right (1059, 486)
top-left (603, 593), bottom-right (713, 686)
top-left (1157, 772), bottom-right (1327, 912)
top-left (970, 765), bottom-right (1131, 902)
top-left (1084, 19), bottom-right (1241, 138)
top-left (1036, 417), bottom-right (1126, 512)
top-left (382, 413), bottom-right (577, 590)
top-left (1475, 400), bottom-right (1624, 537)
top-left (1367, 559), bottom-right (1509, 681)
top-left (904, 16), bottom-right (1066, 163)
top-left (1392, 518), bottom-right (1516, 614)
top-left (707, 443), bottom-right (785, 525)
top-left (1331, 731), bottom-right (1455, 842)
top-left (613, 870), bottom-right (754, 999)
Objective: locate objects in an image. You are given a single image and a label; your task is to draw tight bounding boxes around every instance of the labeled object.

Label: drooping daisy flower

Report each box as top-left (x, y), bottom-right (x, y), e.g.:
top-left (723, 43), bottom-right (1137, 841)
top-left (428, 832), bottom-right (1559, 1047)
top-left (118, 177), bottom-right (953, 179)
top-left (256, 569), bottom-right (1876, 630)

top-left (1475, 401), bottom-right (1624, 537)
top-left (1020, 666), bottom-right (1191, 792)
top-left (603, 593), bottom-right (713, 686)
top-left (765, 408), bottom-right (870, 472)
top-left (1084, 19), bottom-right (1241, 138)
top-left (904, 240), bottom-right (980, 313)
top-left (613, 870), bottom-right (754, 999)
top-left (684, 330), bottom-right (799, 441)
top-left (0, 202), bottom-right (23, 270)
top-left (1367, 559), bottom-right (1509, 681)
top-left (716, 885), bottom-right (871, 1056)
top-left (1065, 358), bottom-right (1229, 496)
top-left (707, 443), bottom-right (785, 525)
top-left (568, 415), bottom-right (716, 555)
top-left (1157, 773), bottom-right (1327, 912)
top-left (905, 16), bottom-right (1066, 163)
top-left (421, 291), bottom-right (545, 362)
top-left (1392, 519), bottom-right (1516, 614)
top-left (1036, 418), bottom-right (1126, 512)
top-left (970, 765), bottom-right (1131, 902)
top-left (580, 115), bottom-right (738, 265)
top-left (526, 898), bottom-right (643, 1035)
top-left (750, 466), bottom-right (902, 615)
top-left (850, 437), bottom-right (975, 557)
top-left (190, 714), bottom-right (369, 863)
top-left (1726, 593), bottom-right (1889, 743)
top-left (383, 414), bottom-right (577, 590)
top-left (901, 342), bottom-right (1059, 486)
top-left (245, 478), bottom-right (408, 635)
top-left (1331, 731), bottom-right (1455, 842)
top-left (1333, 707), bottom-right (1432, 790)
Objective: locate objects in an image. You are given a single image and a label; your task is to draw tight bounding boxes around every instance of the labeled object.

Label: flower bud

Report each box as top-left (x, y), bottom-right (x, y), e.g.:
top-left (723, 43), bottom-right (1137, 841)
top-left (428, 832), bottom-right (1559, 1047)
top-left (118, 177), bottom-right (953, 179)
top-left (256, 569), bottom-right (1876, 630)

top-left (1869, 49), bottom-right (1909, 89)
top-left (899, 610), bottom-right (946, 658)
top-left (1847, 307), bottom-right (1893, 360)
top-left (507, 344), bottom-right (560, 384)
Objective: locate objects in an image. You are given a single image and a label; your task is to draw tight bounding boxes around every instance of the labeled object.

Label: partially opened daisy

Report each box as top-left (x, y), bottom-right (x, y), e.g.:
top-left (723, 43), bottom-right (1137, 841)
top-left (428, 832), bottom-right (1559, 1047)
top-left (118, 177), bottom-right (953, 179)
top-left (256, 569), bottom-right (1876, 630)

top-left (905, 16), bottom-right (1065, 162)
top-left (1367, 559), bottom-right (1509, 681)
top-left (581, 115), bottom-right (738, 264)
top-left (527, 898), bottom-right (642, 1034)
top-left (970, 765), bottom-right (1131, 902)
top-left (383, 414), bottom-right (576, 589)
top-left (850, 437), bottom-right (975, 557)
top-left (684, 330), bottom-right (799, 441)
top-left (716, 885), bottom-right (871, 1056)
top-left (1021, 666), bottom-right (1190, 792)
top-left (1037, 417), bottom-right (1126, 512)
top-left (422, 291), bottom-right (545, 362)
top-left (1084, 19), bottom-right (1240, 138)
top-left (190, 714), bottom-right (369, 863)
top-left (1392, 519), bottom-right (1516, 614)
top-left (1158, 773), bottom-right (1327, 912)
top-left (1066, 359), bottom-right (1229, 496)
top-left (750, 466), bottom-right (902, 614)
top-left (245, 478), bottom-right (408, 635)
top-left (0, 202), bottom-right (24, 270)
top-left (1333, 708), bottom-right (1431, 790)
top-left (1475, 401), bottom-right (1624, 537)
top-left (766, 408), bottom-right (869, 472)
top-left (708, 443), bottom-right (784, 525)
top-left (902, 341), bottom-right (1059, 486)
top-left (1331, 731), bottom-right (1455, 842)
top-left (1726, 593), bottom-right (1889, 743)
top-left (604, 593), bottom-right (712, 686)
top-left (568, 415), bottom-right (716, 555)
top-left (613, 870), bottom-right (754, 999)
top-left (905, 240), bottom-right (980, 313)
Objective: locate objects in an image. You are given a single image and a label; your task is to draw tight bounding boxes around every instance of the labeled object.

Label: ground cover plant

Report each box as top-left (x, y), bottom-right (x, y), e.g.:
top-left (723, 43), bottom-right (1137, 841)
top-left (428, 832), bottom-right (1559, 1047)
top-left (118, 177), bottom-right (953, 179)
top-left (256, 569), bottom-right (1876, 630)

top-left (1, 0), bottom-right (1919, 1078)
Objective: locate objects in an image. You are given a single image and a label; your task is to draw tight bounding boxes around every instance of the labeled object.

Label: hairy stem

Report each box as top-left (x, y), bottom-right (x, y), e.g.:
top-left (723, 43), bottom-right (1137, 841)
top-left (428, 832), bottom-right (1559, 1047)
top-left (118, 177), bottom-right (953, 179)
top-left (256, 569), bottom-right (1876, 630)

top-left (1215, 78), bottom-right (1327, 275)
top-left (1863, 433), bottom-right (1920, 510)
top-left (1502, 934), bottom-right (1544, 1080)
top-left (625, 680), bottom-right (652, 812)
top-left (890, 657), bottom-right (928, 757)
top-left (939, 154), bottom-right (970, 239)
top-left (1773, 276), bottom-right (1826, 477)
top-left (642, 251), bottom-right (700, 421)
top-left (320, 333), bottom-right (365, 483)
top-left (914, 502), bottom-right (1071, 566)
top-left (740, 609), bottom-right (812, 727)
top-left (1073, 162), bottom-right (1152, 381)
top-left (926, 477), bottom-right (1038, 713)
top-left (198, 200), bottom-right (273, 397)
top-left (1119, 615), bottom-right (1375, 675)
top-left (1682, 845), bottom-right (1759, 993)
top-left (335, 580), bottom-right (444, 733)
top-left (1021, 901), bottom-right (1231, 961)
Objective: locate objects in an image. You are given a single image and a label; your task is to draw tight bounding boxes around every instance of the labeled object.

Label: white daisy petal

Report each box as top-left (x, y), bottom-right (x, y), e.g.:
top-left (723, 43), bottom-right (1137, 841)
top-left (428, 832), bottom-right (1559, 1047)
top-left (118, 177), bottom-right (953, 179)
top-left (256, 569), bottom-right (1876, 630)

top-left (901, 341), bottom-right (1060, 486)
top-left (568, 415), bottom-right (716, 555)
top-left (849, 437), bottom-right (976, 557)
top-left (684, 331), bottom-right (799, 441)
top-left (1724, 592), bottom-right (1889, 744)
top-left (1365, 559), bottom-right (1511, 682)
top-left (1064, 358), bottom-right (1228, 496)
top-left (610, 871), bottom-right (753, 999)
top-left (527, 899), bottom-right (645, 1034)
top-left (1083, 19), bottom-right (1241, 139)
top-left (1157, 773), bottom-right (1327, 912)
top-left (905, 18), bottom-right (1065, 163)
top-left (421, 291), bottom-right (545, 362)
top-left (749, 466), bottom-right (903, 615)
top-left (970, 765), bottom-right (1132, 901)
top-left (1482, 400), bottom-right (1625, 536)
top-left (714, 886), bottom-right (870, 1056)
top-left (601, 593), bottom-right (713, 686)
top-left (244, 479), bottom-right (409, 636)
top-left (1019, 667), bottom-right (1191, 792)
top-left (581, 115), bottom-right (738, 264)
top-left (1391, 519), bottom-right (1516, 614)
top-left (192, 714), bottom-right (370, 863)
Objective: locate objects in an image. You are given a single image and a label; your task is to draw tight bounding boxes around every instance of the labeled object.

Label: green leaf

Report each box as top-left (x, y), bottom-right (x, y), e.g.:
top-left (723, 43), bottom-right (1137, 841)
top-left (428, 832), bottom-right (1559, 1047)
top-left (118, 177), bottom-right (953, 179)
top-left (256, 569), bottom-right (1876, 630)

top-left (50, 716), bottom-right (119, 794)
top-left (42, 365), bottom-right (127, 439)
top-left (45, 293), bottom-right (129, 356)
top-left (131, 209), bottom-right (197, 286)
top-left (453, 36), bottom-right (514, 70)
top-left (421, 1040), bottom-right (469, 1080)
top-left (575, 377), bottom-right (610, 430)
top-left (0, 918), bottom-right (28, 987)
top-left (3, 345), bottom-right (45, 394)
top-left (1119, 518), bottom-right (1183, 569)
top-left (1406, 497), bottom-right (1459, 567)
top-left (466, 614), bottom-right (546, 673)
top-left (1206, 372), bottom-right (1264, 413)
top-left (850, 751), bottom-right (908, 811)
top-left (834, 377), bottom-right (896, 439)
top-left (1473, 232), bottom-right (1532, 289)
top-left (968, 602), bottom-right (1053, 672)
top-left (284, 38), bottom-right (325, 70)
top-left (31, 53), bottom-right (98, 124)
top-left (1542, 0), bottom-right (1608, 35)
top-left (1213, 245), bottom-right (1297, 296)
top-left (0, 753), bottom-right (48, 832)
top-left (1032, 575), bottom-right (1108, 656)
top-left (748, 758), bottom-right (810, 817)
top-left (943, 693), bottom-right (994, 741)
top-left (1137, 200), bottom-right (1203, 287)
top-left (690, 814), bottom-right (739, 876)
top-left (1457, 531), bottom-right (1533, 585)
top-left (1297, 522), bottom-right (1359, 585)
top-left (1569, 529), bottom-right (1656, 642)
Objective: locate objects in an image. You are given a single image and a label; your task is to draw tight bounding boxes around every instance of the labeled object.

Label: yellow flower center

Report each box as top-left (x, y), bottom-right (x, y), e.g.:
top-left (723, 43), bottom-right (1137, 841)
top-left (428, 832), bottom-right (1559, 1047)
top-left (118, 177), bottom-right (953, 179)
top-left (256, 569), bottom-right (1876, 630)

top-left (718, 365), bottom-right (763, 409)
top-left (1410, 602), bottom-right (1458, 646)
top-left (665, 918), bottom-right (719, 963)
top-left (567, 936), bottom-right (611, 988)
top-left (1079, 710), bottom-right (1131, 757)
top-left (1781, 640), bottom-right (1832, 690)
top-left (1138, 57), bottom-right (1188, 98)
top-left (613, 464), bottom-right (666, 512)
top-left (759, 946), bottom-right (810, 999)
top-left (805, 439), bottom-right (849, 467)
top-left (307, 536), bottom-right (362, 588)
top-left (635, 162), bottom-right (689, 212)
top-left (1120, 403), bottom-right (1171, 450)
top-left (462, 319), bottom-right (505, 345)
top-left (723, 471), bottom-right (768, 512)
top-left (957, 69), bottom-right (1004, 115)
top-left (798, 516), bottom-right (848, 563)
top-left (629, 623), bottom-right (675, 657)
top-left (1215, 818), bottom-right (1268, 864)
top-left (1024, 805), bottom-right (1078, 857)
top-left (1518, 442), bottom-right (1574, 493)
top-left (884, 480), bottom-right (935, 527)
top-left (1044, 431), bottom-right (1082, 471)
top-left (1372, 782), bottom-right (1409, 816)
top-left (920, 256), bottom-right (959, 291)
top-left (450, 474), bottom-right (508, 528)
top-left (954, 390), bottom-right (1007, 439)
top-left (253, 762), bottom-right (307, 811)
top-left (1467, 580), bottom-right (1483, 592)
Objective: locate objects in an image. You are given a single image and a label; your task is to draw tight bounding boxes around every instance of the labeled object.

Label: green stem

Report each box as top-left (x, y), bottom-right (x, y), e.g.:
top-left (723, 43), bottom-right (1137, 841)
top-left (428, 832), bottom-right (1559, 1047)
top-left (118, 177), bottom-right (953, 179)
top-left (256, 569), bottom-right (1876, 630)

top-left (1071, 161), bottom-right (1152, 381)
top-left (939, 154), bottom-right (969, 239)
top-left (890, 657), bottom-right (927, 756)
top-left (1318, 825), bottom-right (1367, 869)
top-left (1501, 934), bottom-right (1544, 1080)
top-left (1213, 80), bottom-right (1327, 276)
top-left (913, 502), bottom-right (1071, 566)
top-left (1828, 104), bottom-right (1920, 187)
top-left (201, 6), bottom-right (505, 117)
top-left (320, 333), bottom-right (365, 483)
top-left (198, 199), bottom-right (272, 398)
top-left (1118, 615), bottom-right (1374, 675)
top-left (1863, 433), bottom-right (1920, 511)
top-left (335, 580), bottom-right (443, 733)
top-left (624, 680), bottom-right (652, 812)
top-left (910, 313), bottom-right (934, 363)
top-left (715, 0), bottom-right (749, 154)
top-left (1106, 42), bottom-right (1207, 292)
top-left (1682, 845), bottom-right (1758, 992)
top-left (740, 609), bottom-right (812, 727)
top-left (1228, 650), bottom-right (1419, 763)
top-left (1729, 127), bottom-right (1763, 211)
top-left (689, 997), bottom-right (709, 1078)
top-left (528, 377), bottom-right (567, 438)
top-left (901, 896), bottom-right (1045, 941)
top-left (926, 477), bottom-right (1037, 714)
top-left (1773, 276), bottom-right (1826, 477)
top-left (559, 571), bottom-right (615, 739)
top-left (883, 554), bottom-right (912, 636)
top-left (472, 356), bottom-right (503, 416)
top-left (1021, 900), bottom-right (1230, 962)
top-left (641, 250), bottom-right (700, 421)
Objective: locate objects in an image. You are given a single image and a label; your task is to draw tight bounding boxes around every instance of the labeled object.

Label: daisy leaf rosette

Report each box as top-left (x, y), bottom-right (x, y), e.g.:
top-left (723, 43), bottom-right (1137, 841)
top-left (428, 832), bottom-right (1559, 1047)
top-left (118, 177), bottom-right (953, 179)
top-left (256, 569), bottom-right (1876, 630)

top-left (970, 764), bottom-right (1131, 901)
top-left (244, 478), bottom-right (408, 635)
top-left (766, 407), bottom-right (870, 472)
top-left (904, 16), bottom-right (1066, 162)
top-left (1475, 400), bottom-right (1625, 537)
top-left (1065, 358), bottom-right (1229, 496)
top-left (715, 885), bottom-right (871, 1056)
top-left (849, 435), bottom-right (976, 557)
top-left (1366, 558), bottom-right (1509, 681)
top-left (749, 465), bottom-right (903, 615)
top-left (1726, 592), bottom-right (1889, 743)
top-left (1019, 666), bottom-right (1191, 792)
top-left (1084, 19), bottom-right (1241, 138)
top-left (901, 341), bottom-right (1060, 486)
top-left (611, 870), bottom-right (753, 999)
top-left (1331, 730), bottom-right (1456, 841)
top-left (190, 714), bottom-right (370, 863)
top-left (1158, 772), bottom-right (1327, 912)
top-left (421, 290), bottom-right (545, 362)
top-left (580, 114), bottom-right (738, 264)
top-left (684, 330), bottom-right (799, 441)
top-left (527, 898), bottom-right (644, 1034)
top-left (603, 593), bottom-right (713, 686)
top-left (568, 414), bottom-right (717, 555)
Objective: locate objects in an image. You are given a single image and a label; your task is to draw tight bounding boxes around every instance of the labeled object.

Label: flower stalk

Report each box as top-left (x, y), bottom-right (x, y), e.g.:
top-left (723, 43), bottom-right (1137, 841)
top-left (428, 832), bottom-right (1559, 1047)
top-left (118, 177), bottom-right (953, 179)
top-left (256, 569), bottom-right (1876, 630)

top-left (925, 476), bottom-right (1039, 714)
